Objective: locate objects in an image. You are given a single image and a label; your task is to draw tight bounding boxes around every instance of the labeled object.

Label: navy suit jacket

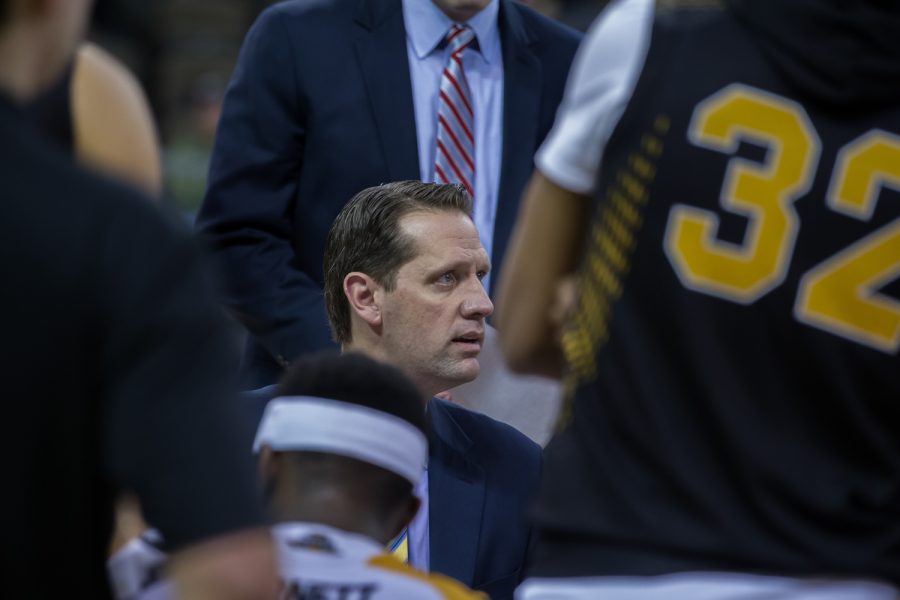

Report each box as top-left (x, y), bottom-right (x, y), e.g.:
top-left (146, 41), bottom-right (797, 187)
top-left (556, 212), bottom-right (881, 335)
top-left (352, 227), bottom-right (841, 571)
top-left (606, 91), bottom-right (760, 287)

top-left (197, 0), bottom-right (581, 387)
top-left (427, 398), bottom-right (541, 600)
top-left (244, 389), bottom-right (541, 600)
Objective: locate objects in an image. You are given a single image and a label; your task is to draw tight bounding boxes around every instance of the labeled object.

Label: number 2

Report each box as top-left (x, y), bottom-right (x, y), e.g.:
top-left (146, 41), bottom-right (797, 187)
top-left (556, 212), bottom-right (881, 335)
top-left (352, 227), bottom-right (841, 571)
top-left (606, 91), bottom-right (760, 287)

top-left (795, 132), bottom-right (900, 352)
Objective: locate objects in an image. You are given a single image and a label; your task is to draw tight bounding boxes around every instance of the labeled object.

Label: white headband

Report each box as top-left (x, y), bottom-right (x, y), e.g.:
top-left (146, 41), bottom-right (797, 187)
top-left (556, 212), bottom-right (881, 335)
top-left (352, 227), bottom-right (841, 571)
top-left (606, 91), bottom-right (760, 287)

top-left (253, 396), bottom-right (427, 485)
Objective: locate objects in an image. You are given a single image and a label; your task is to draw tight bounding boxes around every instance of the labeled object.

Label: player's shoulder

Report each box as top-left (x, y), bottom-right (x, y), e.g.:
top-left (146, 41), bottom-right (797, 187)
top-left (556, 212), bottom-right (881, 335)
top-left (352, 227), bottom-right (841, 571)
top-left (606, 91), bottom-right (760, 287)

top-left (367, 553), bottom-right (488, 600)
top-left (653, 0), bottom-right (730, 32)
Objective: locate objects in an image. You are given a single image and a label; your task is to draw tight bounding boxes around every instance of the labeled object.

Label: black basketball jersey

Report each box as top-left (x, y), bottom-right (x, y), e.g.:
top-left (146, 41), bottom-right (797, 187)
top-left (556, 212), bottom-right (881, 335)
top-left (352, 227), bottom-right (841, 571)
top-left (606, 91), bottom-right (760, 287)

top-left (533, 0), bottom-right (900, 583)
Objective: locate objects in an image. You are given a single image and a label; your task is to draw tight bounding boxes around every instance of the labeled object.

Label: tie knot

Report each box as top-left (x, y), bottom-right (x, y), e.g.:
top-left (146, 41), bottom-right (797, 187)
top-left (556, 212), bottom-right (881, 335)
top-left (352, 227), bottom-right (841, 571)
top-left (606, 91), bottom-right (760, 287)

top-left (446, 24), bottom-right (475, 54)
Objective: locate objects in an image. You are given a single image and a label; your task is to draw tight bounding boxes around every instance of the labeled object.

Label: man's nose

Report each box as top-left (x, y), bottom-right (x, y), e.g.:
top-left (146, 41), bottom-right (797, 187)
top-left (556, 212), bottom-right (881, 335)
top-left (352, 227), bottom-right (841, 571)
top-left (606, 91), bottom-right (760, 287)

top-left (461, 279), bottom-right (494, 319)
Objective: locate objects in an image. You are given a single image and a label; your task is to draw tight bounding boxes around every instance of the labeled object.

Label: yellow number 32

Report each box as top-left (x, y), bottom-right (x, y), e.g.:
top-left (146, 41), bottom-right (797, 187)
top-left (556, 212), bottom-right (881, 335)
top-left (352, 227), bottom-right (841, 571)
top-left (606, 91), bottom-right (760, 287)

top-left (665, 83), bottom-right (900, 354)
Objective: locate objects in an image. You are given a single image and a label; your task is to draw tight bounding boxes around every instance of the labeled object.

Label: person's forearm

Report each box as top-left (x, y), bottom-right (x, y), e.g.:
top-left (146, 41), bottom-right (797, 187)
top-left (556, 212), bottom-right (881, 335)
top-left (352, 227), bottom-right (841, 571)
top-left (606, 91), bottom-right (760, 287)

top-left (496, 172), bottom-right (590, 377)
top-left (169, 528), bottom-right (278, 600)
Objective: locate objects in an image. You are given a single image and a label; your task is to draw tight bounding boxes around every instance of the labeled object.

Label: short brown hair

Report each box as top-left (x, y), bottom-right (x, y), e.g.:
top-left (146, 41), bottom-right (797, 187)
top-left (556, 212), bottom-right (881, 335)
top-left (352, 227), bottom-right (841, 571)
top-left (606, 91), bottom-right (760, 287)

top-left (323, 181), bottom-right (472, 344)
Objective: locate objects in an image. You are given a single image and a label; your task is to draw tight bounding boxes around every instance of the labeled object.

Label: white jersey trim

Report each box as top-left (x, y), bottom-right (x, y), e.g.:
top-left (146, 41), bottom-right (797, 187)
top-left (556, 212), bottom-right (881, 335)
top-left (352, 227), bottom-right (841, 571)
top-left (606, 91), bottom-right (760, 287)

top-left (535, 0), bottom-right (655, 196)
top-left (517, 572), bottom-right (898, 600)
top-left (274, 522), bottom-right (450, 600)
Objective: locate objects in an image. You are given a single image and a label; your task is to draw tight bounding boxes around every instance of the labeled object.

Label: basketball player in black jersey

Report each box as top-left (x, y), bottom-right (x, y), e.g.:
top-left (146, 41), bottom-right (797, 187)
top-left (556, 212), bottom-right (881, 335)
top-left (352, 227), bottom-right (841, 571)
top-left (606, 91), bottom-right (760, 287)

top-left (498, 0), bottom-right (900, 598)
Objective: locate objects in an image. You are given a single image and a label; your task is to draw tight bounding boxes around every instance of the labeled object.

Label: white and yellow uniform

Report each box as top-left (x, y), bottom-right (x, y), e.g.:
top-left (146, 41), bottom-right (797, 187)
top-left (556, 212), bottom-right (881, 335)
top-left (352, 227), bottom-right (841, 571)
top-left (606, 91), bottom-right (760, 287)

top-left (274, 522), bottom-right (485, 600)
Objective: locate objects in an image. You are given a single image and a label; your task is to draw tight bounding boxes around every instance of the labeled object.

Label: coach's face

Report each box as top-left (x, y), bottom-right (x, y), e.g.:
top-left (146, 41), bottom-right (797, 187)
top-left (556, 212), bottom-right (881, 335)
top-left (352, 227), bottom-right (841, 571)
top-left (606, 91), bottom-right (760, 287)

top-left (378, 210), bottom-right (493, 397)
top-left (431, 0), bottom-right (492, 23)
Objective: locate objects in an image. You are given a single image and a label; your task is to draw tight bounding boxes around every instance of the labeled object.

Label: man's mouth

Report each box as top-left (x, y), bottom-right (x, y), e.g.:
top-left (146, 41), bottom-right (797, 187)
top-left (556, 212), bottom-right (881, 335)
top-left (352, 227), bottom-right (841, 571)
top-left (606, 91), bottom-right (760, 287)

top-left (451, 333), bottom-right (483, 350)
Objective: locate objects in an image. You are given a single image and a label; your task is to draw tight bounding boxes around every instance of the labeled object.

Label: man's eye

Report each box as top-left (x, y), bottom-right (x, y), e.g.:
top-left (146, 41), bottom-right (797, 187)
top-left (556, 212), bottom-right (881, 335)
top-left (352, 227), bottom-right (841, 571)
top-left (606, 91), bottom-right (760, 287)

top-left (438, 272), bottom-right (457, 285)
top-left (476, 271), bottom-right (488, 281)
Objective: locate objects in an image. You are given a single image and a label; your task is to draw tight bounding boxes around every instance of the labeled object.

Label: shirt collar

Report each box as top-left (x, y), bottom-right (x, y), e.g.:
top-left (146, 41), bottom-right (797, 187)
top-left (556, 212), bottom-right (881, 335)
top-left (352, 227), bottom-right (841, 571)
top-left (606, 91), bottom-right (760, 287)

top-left (402, 0), bottom-right (501, 64)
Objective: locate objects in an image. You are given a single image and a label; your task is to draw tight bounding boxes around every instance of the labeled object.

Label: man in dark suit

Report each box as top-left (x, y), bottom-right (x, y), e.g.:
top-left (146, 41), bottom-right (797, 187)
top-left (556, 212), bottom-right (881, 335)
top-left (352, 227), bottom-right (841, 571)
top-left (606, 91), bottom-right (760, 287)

top-left (317, 181), bottom-right (541, 600)
top-left (196, 0), bottom-right (580, 387)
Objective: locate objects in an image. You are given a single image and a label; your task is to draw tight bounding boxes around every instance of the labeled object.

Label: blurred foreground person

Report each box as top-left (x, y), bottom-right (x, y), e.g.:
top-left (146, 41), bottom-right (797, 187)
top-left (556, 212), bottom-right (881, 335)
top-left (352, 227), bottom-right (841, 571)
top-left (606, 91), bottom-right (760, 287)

top-left (498, 0), bottom-right (900, 598)
top-left (254, 352), bottom-right (486, 600)
top-left (324, 181), bottom-right (541, 600)
top-left (0, 0), bottom-right (275, 597)
top-left (26, 39), bottom-right (165, 561)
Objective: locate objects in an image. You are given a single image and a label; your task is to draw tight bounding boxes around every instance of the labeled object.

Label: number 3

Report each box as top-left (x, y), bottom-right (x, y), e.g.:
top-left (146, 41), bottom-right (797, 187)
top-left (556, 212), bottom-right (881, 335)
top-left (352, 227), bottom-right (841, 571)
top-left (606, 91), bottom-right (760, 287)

top-left (665, 84), bottom-right (900, 353)
top-left (665, 84), bottom-right (819, 303)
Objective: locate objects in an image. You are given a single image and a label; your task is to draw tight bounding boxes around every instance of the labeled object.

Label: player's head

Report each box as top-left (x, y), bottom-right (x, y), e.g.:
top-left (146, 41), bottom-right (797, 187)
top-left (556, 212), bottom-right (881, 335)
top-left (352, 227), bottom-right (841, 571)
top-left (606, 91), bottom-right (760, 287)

top-left (254, 352), bottom-right (427, 545)
top-left (0, 0), bottom-right (93, 101)
top-left (324, 181), bottom-right (493, 399)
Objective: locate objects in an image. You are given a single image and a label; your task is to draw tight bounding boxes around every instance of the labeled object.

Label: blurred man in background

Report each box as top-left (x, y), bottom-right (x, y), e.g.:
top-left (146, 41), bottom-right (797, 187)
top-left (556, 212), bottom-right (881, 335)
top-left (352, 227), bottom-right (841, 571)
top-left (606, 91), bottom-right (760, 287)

top-left (0, 0), bottom-right (275, 597)
top-left (498, 0), bottom-right (900, 597)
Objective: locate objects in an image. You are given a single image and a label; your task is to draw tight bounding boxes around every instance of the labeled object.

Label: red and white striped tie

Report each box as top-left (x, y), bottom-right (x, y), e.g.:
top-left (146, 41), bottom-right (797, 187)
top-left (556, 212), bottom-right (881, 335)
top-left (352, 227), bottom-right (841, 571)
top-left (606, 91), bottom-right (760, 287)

top-left (435, 24), bottom-right (476, 198)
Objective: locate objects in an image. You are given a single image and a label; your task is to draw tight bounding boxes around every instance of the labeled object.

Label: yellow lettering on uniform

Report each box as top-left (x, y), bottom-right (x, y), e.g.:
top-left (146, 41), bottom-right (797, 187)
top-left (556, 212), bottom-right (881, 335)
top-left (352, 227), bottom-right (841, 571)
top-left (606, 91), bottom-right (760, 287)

top-left (796, 131), bottom-right (900, 353)
top-left (664, 83), bottom-right (820, 303)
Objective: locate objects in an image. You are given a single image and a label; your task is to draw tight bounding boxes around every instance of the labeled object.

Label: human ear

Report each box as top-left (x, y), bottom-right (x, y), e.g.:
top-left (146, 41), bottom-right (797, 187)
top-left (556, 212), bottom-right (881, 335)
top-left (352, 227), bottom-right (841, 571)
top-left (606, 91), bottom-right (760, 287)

top-left (344, 272), bottom-right (382, 328)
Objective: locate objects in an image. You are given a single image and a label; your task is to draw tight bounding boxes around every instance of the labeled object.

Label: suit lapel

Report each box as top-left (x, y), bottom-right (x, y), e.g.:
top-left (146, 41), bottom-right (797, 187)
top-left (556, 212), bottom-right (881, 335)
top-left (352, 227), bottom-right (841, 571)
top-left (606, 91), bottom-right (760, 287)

top-left (427, 399), bottom-right (485, 586)
top-left (353, 0), bottom-right (421, 181)
top-left (492, 1), bottom-right (543, 294)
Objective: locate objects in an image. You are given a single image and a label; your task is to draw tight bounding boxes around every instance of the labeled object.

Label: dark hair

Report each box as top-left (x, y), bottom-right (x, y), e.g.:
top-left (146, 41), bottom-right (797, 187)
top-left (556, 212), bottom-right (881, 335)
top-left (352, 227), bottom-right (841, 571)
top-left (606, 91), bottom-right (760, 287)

top-left (323, 181), bottom-right (472, 344)
top-left (276, 351), bottom-right (426, 432)
top-left (275, 352), bottom-right (427, 516)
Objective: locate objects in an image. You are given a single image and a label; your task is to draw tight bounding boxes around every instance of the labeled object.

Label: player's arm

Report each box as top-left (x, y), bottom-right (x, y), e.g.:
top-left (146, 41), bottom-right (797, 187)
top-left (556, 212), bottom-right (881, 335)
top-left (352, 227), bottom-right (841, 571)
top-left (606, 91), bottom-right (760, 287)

top-left (497, 0), bottom-right (654, 378)
top-left (71, 43), bottom-right (163, 196)
top-left (495, 173), bottom-right (589, 378)
top-left (168, 529), bottom-right (277, 600)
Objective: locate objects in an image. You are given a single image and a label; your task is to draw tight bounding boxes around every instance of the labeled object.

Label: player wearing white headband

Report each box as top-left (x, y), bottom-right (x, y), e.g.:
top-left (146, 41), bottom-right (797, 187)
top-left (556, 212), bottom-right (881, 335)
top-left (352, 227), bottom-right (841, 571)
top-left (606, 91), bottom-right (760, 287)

top-left (255, 352), bottom-right (486, 600)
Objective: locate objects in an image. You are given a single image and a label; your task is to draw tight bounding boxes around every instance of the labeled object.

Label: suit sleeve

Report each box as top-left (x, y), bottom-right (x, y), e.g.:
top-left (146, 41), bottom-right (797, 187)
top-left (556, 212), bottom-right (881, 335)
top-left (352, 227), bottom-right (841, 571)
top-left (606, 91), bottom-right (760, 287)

top-left (196, 5), bottom-right (335, 366)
